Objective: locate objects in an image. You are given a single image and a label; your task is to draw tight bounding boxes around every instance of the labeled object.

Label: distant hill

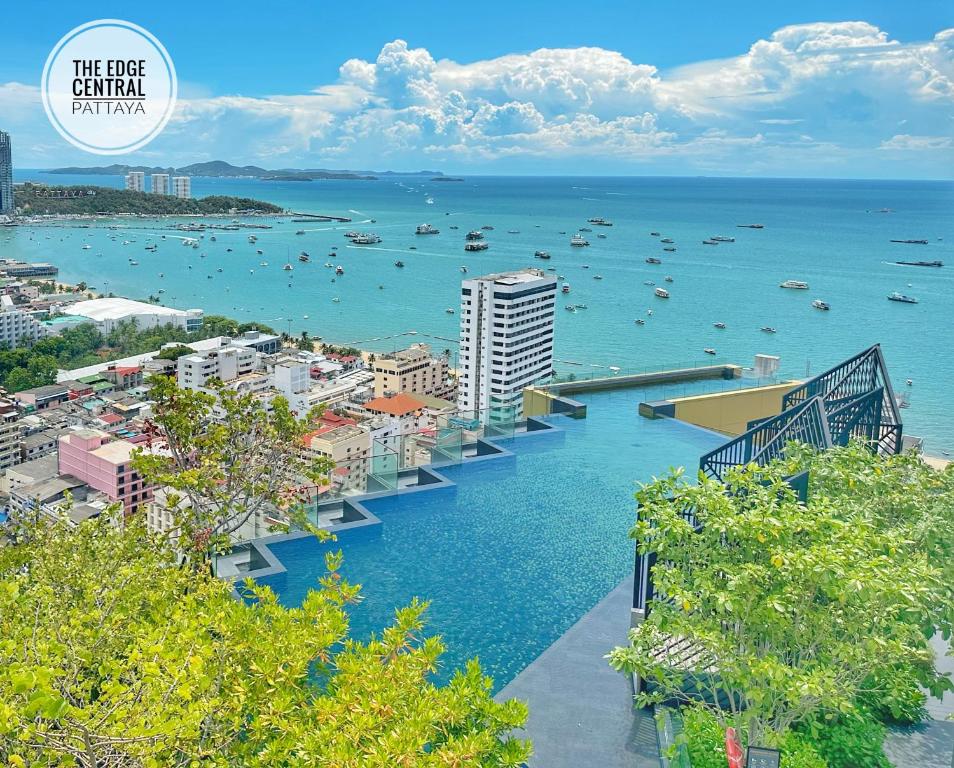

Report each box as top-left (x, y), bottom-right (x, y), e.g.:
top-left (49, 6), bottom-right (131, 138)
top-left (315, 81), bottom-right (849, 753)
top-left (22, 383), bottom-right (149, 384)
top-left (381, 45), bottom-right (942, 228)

top-left (46, 160), bottom-right (446, 181)
top-left (14, 183), bottom-right (283, 216)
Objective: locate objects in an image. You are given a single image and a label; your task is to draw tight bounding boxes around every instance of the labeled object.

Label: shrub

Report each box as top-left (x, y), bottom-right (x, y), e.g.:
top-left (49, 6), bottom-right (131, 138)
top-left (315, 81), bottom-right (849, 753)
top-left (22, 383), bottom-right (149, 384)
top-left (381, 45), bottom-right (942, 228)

top-left (802, 711), bottom-right (890, 768)
top-left (681, 706), bottom-right (729, 768)
top-left (777, 730), bottom-right (828, 768)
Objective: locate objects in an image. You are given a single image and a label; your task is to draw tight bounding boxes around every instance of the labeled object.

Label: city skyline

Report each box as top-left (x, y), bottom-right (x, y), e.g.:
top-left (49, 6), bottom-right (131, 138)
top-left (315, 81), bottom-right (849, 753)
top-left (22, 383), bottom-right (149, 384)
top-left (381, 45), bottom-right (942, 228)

top-left (0, 1), bottom-right (952, 178)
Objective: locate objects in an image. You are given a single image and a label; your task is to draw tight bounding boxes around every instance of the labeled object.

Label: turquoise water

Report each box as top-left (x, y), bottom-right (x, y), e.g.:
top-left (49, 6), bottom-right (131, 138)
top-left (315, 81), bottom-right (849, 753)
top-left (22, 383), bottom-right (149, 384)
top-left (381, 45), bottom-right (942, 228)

top-left (6, 172), bottom-right (953, 452)
top-left (257, 387), bottom-right (724, 689)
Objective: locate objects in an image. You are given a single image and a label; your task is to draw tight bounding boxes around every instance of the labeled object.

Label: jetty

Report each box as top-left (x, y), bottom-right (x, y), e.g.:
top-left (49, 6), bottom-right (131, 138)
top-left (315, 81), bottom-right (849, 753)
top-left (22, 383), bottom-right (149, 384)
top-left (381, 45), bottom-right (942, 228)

top-left (291, 213), bottom-right (353, 223)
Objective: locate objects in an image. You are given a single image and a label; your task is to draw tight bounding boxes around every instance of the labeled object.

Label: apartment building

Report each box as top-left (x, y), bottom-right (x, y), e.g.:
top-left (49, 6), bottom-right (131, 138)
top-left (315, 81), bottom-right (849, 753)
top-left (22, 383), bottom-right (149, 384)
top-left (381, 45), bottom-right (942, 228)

top-left (0, 396), bottom-right (20, 471)
top-left (302, 421), bottom-right (371, 494)
top-left (172, 176), bottom-right (191, 199)
top-left (372, 343), bottom-right (451, 399)
top-left (124, 171), bottom-right (145, 192)
top-left (0, 294), bottom-right (43, 347)
top-left (57, 429), bottom-right (154, 514)
top-left (151, 173), bottom-right (170, 195)
top-left (177, 344), bottom-right (260, 391)
top-left (458, 269), bottom-right (556, 417)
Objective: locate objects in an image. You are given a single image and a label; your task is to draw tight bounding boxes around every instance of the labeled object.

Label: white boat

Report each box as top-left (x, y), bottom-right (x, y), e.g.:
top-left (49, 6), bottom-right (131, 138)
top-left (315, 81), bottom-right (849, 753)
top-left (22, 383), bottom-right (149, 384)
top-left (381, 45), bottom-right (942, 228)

top-left (570, 234), bottom-right (590, 247)
top-left (704, 348), bottom-right (717, 355)
top-left (714, 322), bottom-right (726, 329)
top-left (587, 217), bottom-right (613, 226)
top-left (654, 287), bottom-right (670, 298)
top-left (465, 230), bottom-right (484, 241)
top-left (260, 261), bottom-right (268, 266)
top-left (887, 292), bottom-right (918, 304)
top-left (283, 264), bottom-right (293, 271)
top-left (82, 244), bottom-right (92, 250)
top-left (248, 235), bottom-right (257, 243)
top-left (445, 308), bottom-right (455, 314)
top-left (416, 223), bottom-right (439, 235)
top-left (465, 241), bottom-right (489, 252)
top-left (812, 299), bottom-right (830, 311)
top-left (561, 283), bottom-right (571, 293)
top-left (780, 280), bottom-right (809, 289)
top-left (350, 233), bottom-right (381, 244)
top-left (710, 236), bottom-right (735, 242)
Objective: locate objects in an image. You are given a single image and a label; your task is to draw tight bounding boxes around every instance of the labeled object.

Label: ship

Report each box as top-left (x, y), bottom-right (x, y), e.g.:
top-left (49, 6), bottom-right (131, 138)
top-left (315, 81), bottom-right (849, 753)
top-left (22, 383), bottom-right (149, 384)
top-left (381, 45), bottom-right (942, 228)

top-left (587, 217), bottom-right (613, 226)
top-left (465, 230), bottom-right (484, 241)
top-left (561, 283), bottom-right (571, 294)
top-left (654, 287), bottom-right (670, 298)
top-left (465, 241), bottom-right (489, 252)
top-left (416, 223), bottom-right (440, 235)
top-left (737, 224), bottom-right (764, 229)
top-left (780, 280), bottom-right (809, 289)
top-left (811, 299), bottom-right (830, 311)
top-left (895, 260), bottom-right (943, 267)
top-left (283, 264), bottom-right (293, 271)
top-left (298, 252), bottom-right (310, 263)
top-left (534, 250), bottom-right (551, 259)
top-left (646, 257), bottom-right (662, 264)
top-left (570, 234), bottom-right (590, 247)
top-left (336, 266), bottom-right (345, 275)
top-left (890, 239), bottom-right (929, 245)
top-left (887, 292), bottom-right (918, 304)
top-left (710, 236), bottom-right (735, 242)
top-left (350, 233), bottom-right (382, 244)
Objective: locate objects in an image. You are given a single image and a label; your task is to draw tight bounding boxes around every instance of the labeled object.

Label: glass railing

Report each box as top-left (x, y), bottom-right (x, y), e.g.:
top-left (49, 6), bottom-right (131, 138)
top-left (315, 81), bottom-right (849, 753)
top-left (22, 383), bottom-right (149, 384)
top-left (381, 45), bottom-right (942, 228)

top-left (369, 438), bottom-right (399, 491)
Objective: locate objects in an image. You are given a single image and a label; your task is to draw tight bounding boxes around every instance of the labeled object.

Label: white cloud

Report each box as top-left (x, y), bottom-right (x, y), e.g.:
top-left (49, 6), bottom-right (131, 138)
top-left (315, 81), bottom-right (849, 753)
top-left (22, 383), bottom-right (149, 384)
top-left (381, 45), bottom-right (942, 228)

top-left (4, 21), bottom-right (953, 175)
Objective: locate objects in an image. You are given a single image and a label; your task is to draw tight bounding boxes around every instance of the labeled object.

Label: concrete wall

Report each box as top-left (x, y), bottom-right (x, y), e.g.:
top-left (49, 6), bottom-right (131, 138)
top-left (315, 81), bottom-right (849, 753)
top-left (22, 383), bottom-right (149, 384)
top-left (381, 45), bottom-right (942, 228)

top-left (668, 381), bottom-right (798, 436)
top-left (549, 364), bottom-right (741, 396)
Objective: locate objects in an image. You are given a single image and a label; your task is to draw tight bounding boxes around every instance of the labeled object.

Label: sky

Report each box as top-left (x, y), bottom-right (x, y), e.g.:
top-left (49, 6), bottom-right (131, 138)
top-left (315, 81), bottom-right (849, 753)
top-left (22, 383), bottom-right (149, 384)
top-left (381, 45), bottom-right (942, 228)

top-left (1, 0), bottom-right (953, 177)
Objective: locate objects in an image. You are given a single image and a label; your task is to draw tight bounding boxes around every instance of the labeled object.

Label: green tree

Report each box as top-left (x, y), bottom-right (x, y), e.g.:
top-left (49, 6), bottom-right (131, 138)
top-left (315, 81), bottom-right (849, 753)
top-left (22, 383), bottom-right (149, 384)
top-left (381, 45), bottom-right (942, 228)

top-left (0, 516), bottom-right (530, 767)
top-left (609, 449), bottom-right (954, 746)
top-left (296, 330), bottom-right (311, 351)
top-left (133, 376), bottom-right (333, 560)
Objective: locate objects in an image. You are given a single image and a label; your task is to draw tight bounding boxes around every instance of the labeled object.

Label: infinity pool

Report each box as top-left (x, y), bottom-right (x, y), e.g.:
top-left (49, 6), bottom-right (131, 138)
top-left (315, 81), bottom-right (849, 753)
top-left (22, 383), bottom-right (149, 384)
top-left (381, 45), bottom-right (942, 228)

top-left (258, 386), bottom-right (724, 690)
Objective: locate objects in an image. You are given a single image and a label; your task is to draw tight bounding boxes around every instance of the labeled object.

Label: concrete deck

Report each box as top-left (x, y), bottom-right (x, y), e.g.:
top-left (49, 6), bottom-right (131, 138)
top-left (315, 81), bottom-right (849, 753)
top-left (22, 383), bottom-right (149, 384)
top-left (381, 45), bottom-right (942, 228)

top-left (496, 577), bottom-right (660, 768)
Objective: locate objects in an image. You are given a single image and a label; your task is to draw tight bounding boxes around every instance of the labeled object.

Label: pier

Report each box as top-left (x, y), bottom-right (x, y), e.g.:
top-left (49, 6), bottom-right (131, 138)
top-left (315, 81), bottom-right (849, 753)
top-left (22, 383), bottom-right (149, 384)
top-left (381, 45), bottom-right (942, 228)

top-left (291, 213), bottom-right (352, 223)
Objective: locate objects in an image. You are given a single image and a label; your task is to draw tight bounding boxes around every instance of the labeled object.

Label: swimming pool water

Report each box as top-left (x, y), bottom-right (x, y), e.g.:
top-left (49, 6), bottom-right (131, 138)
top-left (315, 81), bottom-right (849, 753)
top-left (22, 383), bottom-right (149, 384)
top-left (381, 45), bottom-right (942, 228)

top-left (259, 387), bottom-right (724, 690)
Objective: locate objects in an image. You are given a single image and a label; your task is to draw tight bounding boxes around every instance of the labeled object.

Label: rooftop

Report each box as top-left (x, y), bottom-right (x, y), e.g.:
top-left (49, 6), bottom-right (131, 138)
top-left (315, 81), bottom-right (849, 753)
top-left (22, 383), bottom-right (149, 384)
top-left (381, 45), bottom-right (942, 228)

top-left (364, 392), bottom-right (425, 417)
top-left (62, 297), bottom-right (200, 321)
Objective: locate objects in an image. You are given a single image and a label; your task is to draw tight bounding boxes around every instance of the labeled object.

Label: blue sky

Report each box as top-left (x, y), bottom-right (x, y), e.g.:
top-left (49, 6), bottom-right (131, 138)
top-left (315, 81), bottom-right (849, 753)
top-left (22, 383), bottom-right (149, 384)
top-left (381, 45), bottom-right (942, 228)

top-left (2, 0), bottom-right (953, 176)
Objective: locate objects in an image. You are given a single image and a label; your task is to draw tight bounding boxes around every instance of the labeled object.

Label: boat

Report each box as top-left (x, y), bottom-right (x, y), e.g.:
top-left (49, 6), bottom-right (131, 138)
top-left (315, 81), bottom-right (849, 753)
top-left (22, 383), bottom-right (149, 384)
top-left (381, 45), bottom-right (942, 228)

top-left (704, 348), bottom-right (716, 355)
top-left (635, 319), bottom-right (645, 325)
top-left (702, 239), bottom-right (719, 245)
top-left (210, 236), bottom-right (216, 242)
top-left (895, 260), bottom-right (943, 267)
top-left (481, 225), bottom-right (494, 231)
top-left (811, 299), bottom-right (830, 311)
top-left (887, 292), bottom-right (918, 304)
top-left (344, 231), bottom-right (361, 239)
top-left (335, 266), bottom-right (345, 275)
top-left (581, 264), bottom-right (590, 269)
top-left (260, 261), bottom-right (268, 266)
top-left (664, 276), bottom-right (673, 282)
top-left (465, 241), bottom-right (489, 251)
top-left (350, 233), bottom-right (381, 244)
top-left (299, 252), bottom-right (310, 262)
top-left (534, 250), bottom-right (551, 260)
top-left (579, 227), bottom-right (593, 233)
top-left (890, 239), bottom-right (929, 245)
top-left (565, 305), bottom-right (577, 312)
top-left (710, 236), bottom-right (735, 242)
top-left (461, 266), bottom-right (468, 273)
top-left (561, 283), bottom-right (571, 294)
top-left (283, 264), bottom-right (293, 271)
top-left (465, 230), bottom-right (484, 241)
top-left (587, 217), bottom-right (613, 226)
top-left (644, 281), bottom-right (655, 286)
top-left (416, 223), bottom-right (440, 235)
top-left (760, 326), bottom-right (777, 333)
top-left (663, 247), bottom-right (676, 252)
top-left (646, 257), bottom-right (662, 264)
top-left (445, 308), bottom-right (455, 314)
top-left (594, 275), bottom-right (603, 280)
top-left (779, 280), bottom-right (809, 289)
top-left (395, 261), bottom-right (405, 268)
top-left (216, 268), bottom-right (223, 273)
top-left (570, 234), bottom-right (590, 247)
top-left (248, 235), bottom-right (257, 243)
top-left (256, 249), bottom-right (263, 255)
top-left (575, 303), bottom-right (587, 310)
top-left (714, 322), bottom-right (726, 329)
top-left (650, 232), bottom-right (660, 237)
top-left (332, 297), bottom-right (340, 303)
top-left (129, 260), bottom-right (139, 266)
top-left (654, 287), bottom-right (670, 298)
top-left (507, 229), bottom-right (520, 234)
top-left (295, 230), bottom-right (305, 235)
top-left (449, 225), bottom-right (459, 230)
top-left (597, 233), bottom-right (607, 239)
top-left (737, 224), bottom-right (764, 229)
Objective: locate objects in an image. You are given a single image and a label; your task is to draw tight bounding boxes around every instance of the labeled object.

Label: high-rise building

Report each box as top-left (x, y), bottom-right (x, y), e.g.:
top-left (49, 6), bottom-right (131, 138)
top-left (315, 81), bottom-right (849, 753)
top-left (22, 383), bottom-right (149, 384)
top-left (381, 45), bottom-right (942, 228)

top-left (172, 176), bottom-right (191, 199)
top-left (124, 171), bottom-right (145, 192)
top-left (0, 130), bottom-right (14, 215)
top-left (151, 173), bottom-right (170, 195)
top-left (457, 269), bottom-right (556, 417)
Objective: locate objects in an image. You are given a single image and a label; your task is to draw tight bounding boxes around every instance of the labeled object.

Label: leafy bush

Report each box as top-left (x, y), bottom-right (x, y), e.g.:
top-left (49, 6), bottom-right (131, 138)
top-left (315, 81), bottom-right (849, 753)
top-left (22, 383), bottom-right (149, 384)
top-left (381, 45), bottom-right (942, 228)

top-left (860, 664), bottom-right (929, 724)
top-left (681, 706), bottom-right (729, 768)
top-left (801, 711), bottom-right (889, 768)
top-left (777, 730), bottom-right (828, 768)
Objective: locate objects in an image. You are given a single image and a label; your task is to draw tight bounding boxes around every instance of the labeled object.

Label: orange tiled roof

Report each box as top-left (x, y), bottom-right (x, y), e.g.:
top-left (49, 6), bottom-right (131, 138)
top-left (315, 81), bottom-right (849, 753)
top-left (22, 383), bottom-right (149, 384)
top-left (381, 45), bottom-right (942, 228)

top-left (364, 392), bottom-right (425, 417)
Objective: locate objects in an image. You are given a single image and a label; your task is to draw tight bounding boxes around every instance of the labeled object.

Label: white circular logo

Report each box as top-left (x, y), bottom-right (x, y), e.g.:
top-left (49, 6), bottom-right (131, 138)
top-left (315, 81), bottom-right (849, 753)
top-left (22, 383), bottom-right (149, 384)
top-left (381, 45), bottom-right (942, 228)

top-left (41, 19), bottom-right (177, 155)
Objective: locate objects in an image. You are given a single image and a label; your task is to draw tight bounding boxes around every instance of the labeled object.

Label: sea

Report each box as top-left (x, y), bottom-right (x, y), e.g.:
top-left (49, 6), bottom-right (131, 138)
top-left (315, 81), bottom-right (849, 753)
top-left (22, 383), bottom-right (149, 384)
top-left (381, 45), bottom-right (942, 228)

top-left (5, 171), bottom-right (953, 453)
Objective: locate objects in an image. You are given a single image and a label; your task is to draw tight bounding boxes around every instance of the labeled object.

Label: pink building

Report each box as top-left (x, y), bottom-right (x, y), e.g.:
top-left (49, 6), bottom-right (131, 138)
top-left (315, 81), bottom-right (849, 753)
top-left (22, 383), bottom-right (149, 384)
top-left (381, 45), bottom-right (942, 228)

top-left (57, 429), bottom-right (154, 514)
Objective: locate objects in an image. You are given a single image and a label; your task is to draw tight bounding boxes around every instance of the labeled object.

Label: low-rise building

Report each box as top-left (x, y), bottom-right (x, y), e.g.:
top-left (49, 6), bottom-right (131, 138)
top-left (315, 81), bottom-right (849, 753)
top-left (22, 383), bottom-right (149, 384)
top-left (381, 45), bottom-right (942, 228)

top-left (57, 429), bottom-right (155, 514)
top-left (14, 383), bottom-right (69, 411)
top-left (302, 421), bottom-right (370, 493)
top-left (0, 396), bottom-right (21, 471)
top-left (1, 452), bottom-right (57, 497)
top-left (19, 429), bottom-right (59, 462)
top-left (177, 344), bottom-right (260, 391)
top-left (60, 297), bottom-right (203, 334)
top-left (372, 343), bottom-right (452, 399)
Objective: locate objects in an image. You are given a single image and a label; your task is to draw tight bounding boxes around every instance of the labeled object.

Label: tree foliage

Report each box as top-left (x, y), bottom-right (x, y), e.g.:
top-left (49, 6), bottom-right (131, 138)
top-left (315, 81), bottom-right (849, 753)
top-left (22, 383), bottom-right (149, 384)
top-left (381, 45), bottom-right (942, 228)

top-left (133, 376), bottom-right (333, 558)
top-left (609, 446), bottom-right (954, 747)
top-left (0, 517), bottom-right (530, 766)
